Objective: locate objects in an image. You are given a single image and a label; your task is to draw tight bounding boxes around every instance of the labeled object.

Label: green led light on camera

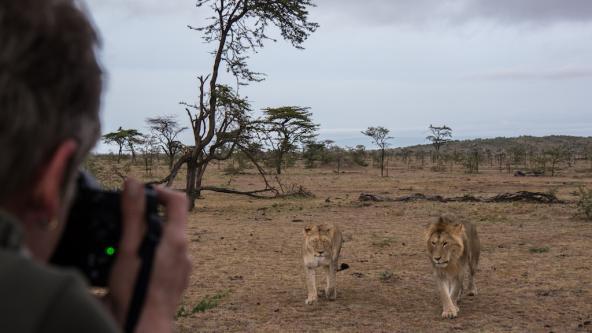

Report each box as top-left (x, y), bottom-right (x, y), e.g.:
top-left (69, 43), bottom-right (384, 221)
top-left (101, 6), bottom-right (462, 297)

top-left (105, 246), bottom-right (116, 256)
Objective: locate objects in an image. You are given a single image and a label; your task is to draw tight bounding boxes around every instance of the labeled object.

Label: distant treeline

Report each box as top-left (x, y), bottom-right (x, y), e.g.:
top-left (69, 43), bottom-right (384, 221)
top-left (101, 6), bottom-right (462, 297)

top-left (393, 135), bottom-right (592, 155)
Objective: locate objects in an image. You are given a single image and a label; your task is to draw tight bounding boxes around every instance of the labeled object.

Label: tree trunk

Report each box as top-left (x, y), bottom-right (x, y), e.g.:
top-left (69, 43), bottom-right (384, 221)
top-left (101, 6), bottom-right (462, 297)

top-left (276, 150), bottom-right (283, 175)
top-left (380, 148), bottom-right (385, 177)
top-left (194, 164), bottom-right (207, 199)
top-left (186, 159), bottom-right (198, 211)
top-left (168, 153), bottom-right (174, 171)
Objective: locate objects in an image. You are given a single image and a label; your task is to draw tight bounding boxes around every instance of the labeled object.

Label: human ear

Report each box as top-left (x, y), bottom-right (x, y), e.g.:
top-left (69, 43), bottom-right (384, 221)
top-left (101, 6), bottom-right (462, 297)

top-left (31, 139), bottom-right (78, 221)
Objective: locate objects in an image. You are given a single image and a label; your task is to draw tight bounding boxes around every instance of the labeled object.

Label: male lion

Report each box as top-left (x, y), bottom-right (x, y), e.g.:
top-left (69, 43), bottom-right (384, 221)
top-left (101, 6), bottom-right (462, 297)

top-left (427, 215), bottom-right (480, 319)
top-left (302, 223), bottom-right (343, 305)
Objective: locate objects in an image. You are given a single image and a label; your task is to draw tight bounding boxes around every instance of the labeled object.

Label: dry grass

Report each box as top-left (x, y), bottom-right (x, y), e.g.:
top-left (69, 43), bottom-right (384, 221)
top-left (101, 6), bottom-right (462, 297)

top-left (92, 156), bottom-right (592, 333)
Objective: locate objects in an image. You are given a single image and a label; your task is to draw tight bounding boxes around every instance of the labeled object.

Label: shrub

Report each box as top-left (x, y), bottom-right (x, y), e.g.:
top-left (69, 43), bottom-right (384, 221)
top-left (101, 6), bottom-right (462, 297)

top-left (175, 290), bottom-right (230, 318)
top-left (379, 270), bottom-right (394, 282)
top-left (529, 246), bottom-right (549, 253)
top-left (576, 187), bottom-right (592, 221)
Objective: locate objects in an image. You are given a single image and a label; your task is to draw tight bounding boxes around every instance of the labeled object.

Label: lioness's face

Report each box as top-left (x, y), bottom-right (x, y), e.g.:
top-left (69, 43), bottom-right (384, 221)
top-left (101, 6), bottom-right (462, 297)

top-left (427, 232), bottom-right (462, 268)
top-left (304, 224), bottom-right (332, 258)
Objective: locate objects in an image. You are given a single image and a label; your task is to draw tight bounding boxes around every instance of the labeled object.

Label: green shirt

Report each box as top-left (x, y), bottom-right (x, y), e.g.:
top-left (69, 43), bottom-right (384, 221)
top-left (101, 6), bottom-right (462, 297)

top-left (0, 210), bottom-right (119, 332)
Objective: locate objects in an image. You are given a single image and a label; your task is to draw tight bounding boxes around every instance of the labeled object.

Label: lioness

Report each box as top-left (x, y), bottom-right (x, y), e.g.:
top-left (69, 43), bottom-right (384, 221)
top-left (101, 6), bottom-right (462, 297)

top-left (302, 223), bottom-right (343, 305)
top-left (427, 215), bottom-right (480, 319)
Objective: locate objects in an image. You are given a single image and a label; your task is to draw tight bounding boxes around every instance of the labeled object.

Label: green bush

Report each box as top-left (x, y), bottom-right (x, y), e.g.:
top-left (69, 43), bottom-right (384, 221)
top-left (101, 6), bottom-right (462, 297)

top-left (529, 246), bottom-right (549, 254)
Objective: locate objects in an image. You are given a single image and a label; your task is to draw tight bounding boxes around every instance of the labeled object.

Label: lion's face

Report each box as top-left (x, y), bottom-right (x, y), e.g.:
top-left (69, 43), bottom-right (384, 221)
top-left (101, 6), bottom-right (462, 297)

top-left (427, 223), bottom-right (464, 268)
top-left (304, 224), bottom-right (333, 258)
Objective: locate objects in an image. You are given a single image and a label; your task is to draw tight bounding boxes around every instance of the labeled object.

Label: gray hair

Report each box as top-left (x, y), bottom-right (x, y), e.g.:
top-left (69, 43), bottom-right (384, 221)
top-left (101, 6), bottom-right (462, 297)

top-left (0, 0), bottom-right (102, 204)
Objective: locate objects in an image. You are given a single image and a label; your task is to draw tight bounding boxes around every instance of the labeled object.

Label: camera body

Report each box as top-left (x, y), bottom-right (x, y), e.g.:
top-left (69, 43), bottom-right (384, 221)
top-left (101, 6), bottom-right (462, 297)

top-left (50, 172), bottom-right (162, 287)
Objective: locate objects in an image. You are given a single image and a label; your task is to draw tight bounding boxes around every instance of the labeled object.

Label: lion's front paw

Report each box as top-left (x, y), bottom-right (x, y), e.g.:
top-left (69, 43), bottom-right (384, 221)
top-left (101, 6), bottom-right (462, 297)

top-left (305, 296), bottom-right (318, 305)
top-left (441, 306), bottom-right (459, 319)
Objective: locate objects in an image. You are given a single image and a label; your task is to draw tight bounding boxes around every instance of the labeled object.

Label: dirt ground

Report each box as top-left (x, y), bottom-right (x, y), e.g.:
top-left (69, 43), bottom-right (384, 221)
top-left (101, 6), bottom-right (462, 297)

top-left (97, 159), bottom-right (592, 332)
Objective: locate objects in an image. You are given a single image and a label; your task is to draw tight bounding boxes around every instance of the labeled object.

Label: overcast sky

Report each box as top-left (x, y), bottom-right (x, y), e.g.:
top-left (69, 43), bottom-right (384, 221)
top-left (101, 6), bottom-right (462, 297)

top-left (85, 0), bottom-right (592, 152)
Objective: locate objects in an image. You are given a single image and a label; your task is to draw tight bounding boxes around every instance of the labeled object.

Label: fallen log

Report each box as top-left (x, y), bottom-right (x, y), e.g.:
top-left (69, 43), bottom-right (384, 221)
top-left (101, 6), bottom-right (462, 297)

top-left (199, 186), bottom-right (277, 198)
top-left (484, 191), bottom-right (563, 204)
top-left (359, 193), bottom-right (391, 202)
top-left (359, 191), bottom-right (567, 204)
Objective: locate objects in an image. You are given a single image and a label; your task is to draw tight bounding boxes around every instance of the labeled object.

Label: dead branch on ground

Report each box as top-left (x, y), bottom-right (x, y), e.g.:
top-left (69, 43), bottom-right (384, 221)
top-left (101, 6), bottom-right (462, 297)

top-left (359, 191), bottom-right (566, 204)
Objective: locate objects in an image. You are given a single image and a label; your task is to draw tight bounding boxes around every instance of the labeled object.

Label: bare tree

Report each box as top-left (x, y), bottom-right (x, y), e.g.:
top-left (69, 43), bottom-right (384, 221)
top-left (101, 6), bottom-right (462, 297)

top-left (176, 85), bottom-right (252, 208)
top-left (146, 115), bottom-right (187, 170)
top-left (362, 126), bottom-right (393, 177)
top-left (162, 0), bottom-right (318, 210)
top-left (140, 134), bottom-right (160, 175)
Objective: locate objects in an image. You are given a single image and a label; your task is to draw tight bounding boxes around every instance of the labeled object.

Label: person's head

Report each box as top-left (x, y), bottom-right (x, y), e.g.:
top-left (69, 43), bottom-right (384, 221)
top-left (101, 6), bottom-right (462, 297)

top-left (0, 0), bottom-right (102, 260)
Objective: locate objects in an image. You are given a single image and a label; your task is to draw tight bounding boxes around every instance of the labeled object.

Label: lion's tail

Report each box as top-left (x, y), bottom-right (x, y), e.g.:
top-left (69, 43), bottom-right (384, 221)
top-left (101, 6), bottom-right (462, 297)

top-left (337, 263), bottom-right (350, 272)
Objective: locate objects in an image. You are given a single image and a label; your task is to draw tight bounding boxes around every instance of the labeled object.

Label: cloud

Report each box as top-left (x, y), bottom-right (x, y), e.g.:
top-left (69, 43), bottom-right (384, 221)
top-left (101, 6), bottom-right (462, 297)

top-left (319, 0), bottom-right (592, 26)
top-left (86, 0), bottom-right (592, 27)
top-left (85, 0), bottom-right (190, 16)
top-left (468, 66), bottom-right (592, 81)
top-left (462, 0), bottom-right (592, 24)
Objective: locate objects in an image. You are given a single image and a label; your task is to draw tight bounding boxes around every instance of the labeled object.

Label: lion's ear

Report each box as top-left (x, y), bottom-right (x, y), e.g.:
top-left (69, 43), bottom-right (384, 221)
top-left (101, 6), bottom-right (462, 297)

top-left (304, 224), bottom-right (314, 235)
top-left (425, 224), bottom-right (435, 240)
top-left (452, 223), bottom-right (465, 235)
top-left (438, 215), bottom-right (454, 225)
top-left (318, 224), bottom-right (333, 233)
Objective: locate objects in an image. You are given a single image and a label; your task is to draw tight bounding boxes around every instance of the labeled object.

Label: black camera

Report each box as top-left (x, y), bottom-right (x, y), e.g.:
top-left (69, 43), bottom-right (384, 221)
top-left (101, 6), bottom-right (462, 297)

top-left (50, 171), bottom-right (163, 287)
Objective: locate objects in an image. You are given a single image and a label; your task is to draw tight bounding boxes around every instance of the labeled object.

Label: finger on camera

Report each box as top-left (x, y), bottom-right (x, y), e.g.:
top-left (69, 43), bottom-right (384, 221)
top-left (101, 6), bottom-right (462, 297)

top-left (120, 178), bottom-right (146, 254)
top-left (154, 186), bottom-right (188, 235)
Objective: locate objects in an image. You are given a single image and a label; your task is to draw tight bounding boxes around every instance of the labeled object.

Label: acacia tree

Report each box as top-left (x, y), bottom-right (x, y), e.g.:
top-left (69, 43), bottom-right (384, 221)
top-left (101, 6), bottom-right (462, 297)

top-left (545, 146), bottom-right (567, 176)
top-left (362, 126), bottom-right (393, 177)
top-left (303, 140), bottom-right (325, 168)
top-left (349, 145), bottom-right (368, 167)
top-left (102, 127), bottom-right (144, 162)
top-left (146, 115), bottom-right (187, 170)
top-left (426, 124), bottom-right (452, 163)
top-left (162, 0), bottom-right (318, 210)
top-left (258, 106), bottom-right (318, 175)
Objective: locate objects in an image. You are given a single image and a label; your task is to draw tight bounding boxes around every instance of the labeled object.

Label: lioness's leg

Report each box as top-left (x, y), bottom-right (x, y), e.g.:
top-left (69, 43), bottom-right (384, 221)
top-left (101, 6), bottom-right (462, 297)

top-left (438, 280), bottom-right (458, 319)
top-left (305, 268), bottom-right (318, 305)
top-left (450, 278), bottom-right (463, 305)
top-left (325, 264), bottom-right (337, 300)
top-left (467, 263), bottom-right (477, 296)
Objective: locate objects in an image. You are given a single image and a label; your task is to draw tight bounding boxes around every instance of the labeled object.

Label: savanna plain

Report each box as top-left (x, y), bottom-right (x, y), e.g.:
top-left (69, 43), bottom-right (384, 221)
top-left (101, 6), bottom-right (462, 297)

top-left (91, 157), bottom-right (592, 333)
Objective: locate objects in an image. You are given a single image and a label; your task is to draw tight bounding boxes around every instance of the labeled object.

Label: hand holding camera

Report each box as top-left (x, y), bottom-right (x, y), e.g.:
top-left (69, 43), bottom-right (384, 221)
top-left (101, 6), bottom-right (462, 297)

top-left (51, 175), bottom-right (191, 333)
top-left (110, 179), bottom-right (191, 333)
